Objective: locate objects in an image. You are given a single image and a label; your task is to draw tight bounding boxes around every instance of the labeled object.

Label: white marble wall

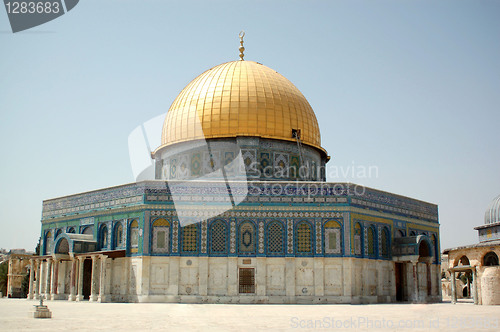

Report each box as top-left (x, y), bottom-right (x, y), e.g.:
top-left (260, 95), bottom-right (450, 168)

top-left (99, 256), bottom-right (440, 304)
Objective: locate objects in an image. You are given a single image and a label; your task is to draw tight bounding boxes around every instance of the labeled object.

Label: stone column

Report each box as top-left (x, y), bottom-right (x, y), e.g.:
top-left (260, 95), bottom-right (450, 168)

top-left (426, 263), bottom-right (432, 297)
top-left (98, 255), bottom-right (108, 302)
top-left (38, 260), bottom-right (45, 297)
top-left (7, 258), bottom-right (14, 297)
top-left (472, 268), bottom-right (478, 305)
top-left (76, 257), bottom-right (84, 301)
top-left (45, 258), bottom-right (52, 299)
top-left (198, 257), bottom-right (208, 297)
top-left (451, 271), bottom-right (457, 304)
top-left (285, 258), bottom-right (296, 299)
top-left (227, 257), bottom-right (238, 296)
top-left (256, 257), bottom-right (267, 297)
top-left (68, 257), bottom-right (77, 301)
top-left (412, 262), bottom-right (419, 303)
top-left (50, 259), bottom-right (59, 300)
top-left (34, 260), bottom-right (40, 299)
top-left (28, 259), bottom-right (35, 299)
top-left (90, 255), bottom-right (98, 302)
top-left (467, 272), bottom-right (471, 298)
top-left (313, 258), bottom-right (324, 297)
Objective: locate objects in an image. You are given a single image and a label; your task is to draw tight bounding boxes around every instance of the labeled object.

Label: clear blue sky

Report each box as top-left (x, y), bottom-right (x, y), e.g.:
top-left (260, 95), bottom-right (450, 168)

top-left (0, 0), bottom-right (499, 251)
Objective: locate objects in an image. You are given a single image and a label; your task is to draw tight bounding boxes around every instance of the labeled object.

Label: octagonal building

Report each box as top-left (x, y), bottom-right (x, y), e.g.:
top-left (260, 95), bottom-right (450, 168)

top-left (27, 38), bottom-right (441, 304)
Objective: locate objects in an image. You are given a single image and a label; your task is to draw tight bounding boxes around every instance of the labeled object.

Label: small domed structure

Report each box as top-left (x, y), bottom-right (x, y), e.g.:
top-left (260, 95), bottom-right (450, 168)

top-left (485, 194), bottom-right (500, 225)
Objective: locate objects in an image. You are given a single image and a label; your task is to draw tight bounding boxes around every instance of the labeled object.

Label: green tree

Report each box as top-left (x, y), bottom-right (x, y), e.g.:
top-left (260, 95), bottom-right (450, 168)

top-left (0, 261), bottom-right (8, 296)
top-left (21, 271), bottom-right (30, 298)
top-left (35, 237), bottom-right (41, 256)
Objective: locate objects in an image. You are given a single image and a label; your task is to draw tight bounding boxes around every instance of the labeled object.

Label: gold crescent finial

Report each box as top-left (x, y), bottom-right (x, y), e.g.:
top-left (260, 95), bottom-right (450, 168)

top-left (239, 30), bottom-right (245, 61)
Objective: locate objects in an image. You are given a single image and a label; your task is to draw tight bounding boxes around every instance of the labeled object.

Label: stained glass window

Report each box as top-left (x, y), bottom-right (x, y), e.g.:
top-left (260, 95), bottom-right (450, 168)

top-left (45, 230), bottom-right (52, 255)
top-left (114, 223), bottom-right (123, 248)
top-left (267, 222), bottom-right (284, 254)
top-left (182, 224), bottom-right (198, 252)
top-left (239, 222), bottom-right (255, 254)
top-left (380, 227), bottom-right (389, 257)
top-left (100, 225), bottom-right (108, 249)
top-left (367, 226), bottom-right (375, 257)
top-left (296, 222), bottom-right (312, 253)
top-left (210, 221), bottom-right (227, 254)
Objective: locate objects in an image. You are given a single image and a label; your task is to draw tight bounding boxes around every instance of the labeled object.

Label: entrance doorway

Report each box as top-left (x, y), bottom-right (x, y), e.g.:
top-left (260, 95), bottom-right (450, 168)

top-left (395, 262), bottom-right (406, 301)
top-left (82, 259), bottom-right (92, 300)
top-left (239, 268), bottom-right (255, 294)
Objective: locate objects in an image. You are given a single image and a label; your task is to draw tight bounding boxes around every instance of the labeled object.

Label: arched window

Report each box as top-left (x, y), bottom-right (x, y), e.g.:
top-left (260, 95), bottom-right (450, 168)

top-left (410, 230), bottom-right (417, 236)
top-left (267, 221), bottom-right (284, 255)
top-left (483, 251), bottom-right (499, 266)
top-left (100, 225), bottom-right (108, 249)
top-left (238, 221), bottom-right (255, 254)
top-left (458, 255), bottom-right (469, 266)
top-left (367, 226), bottom-right (376, 257)
top-left (395, 229), bottom-right (405, 238)
top-left (209, 220), bottom-right (227, 255)
top-left (114, 222), bottom-right (124, 248)
top-left (324, 220), bottom-right (342, 255)
top-left (354, 223), bottom-right (362, 256)
top-left (56, 238), bottom-right (69, 254)
top-left (182, 223), bottom-right (198, 253)
top-left (380, 227), bottom-right (390, 257)
top-left (44, 230), bottom-right (53, 255)
top-left (82, 226), bottom-right (93, 235)
top-left (67, 227), bottom-right (76, 234)
top-left (296, 222), bottom-right (313, 254)
top-left (151, 219), bottom-right (170, 254)
top-left (129, 220), bottom-right (139, 248)
top-left (432, 234), bottom-right (439, 262)
top-left (55, 229), bottom-right (62, 239)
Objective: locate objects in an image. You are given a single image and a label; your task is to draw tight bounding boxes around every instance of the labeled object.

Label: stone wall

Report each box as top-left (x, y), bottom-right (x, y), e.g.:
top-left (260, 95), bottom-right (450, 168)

top-left (99, 256), bottom-right (440, 304)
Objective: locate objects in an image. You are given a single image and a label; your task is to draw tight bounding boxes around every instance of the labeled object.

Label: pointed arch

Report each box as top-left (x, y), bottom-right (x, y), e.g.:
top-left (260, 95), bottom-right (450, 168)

top-left (99, 224), bottom-right (108, 250)
top-left (129, 220), bottom-right (139, 248)
top-left (152, 218), bottom-right (170, 254)
top-left (81, 226), bottom-right (93, 235)
top-left (367, 225), bottom-right (376, 257)
top-left (44, 230), bottom-right (53, 255)
top-left (238, 221), bottom-right (256, 255)
top-left (380, 227), bottom-right (390, 257)
top-left (324, 219), bottom-right (342, 255)
top-left (483, 251), bottom-right (499, 266)
top-left (114, 222), bottom-right (124, 248)
top-left (55, 238), bottom-right (69, 254)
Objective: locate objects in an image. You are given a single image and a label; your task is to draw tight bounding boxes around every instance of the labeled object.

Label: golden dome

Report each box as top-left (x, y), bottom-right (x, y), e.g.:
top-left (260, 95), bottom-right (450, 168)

top-left (159, 60), bottom-right (324, 154)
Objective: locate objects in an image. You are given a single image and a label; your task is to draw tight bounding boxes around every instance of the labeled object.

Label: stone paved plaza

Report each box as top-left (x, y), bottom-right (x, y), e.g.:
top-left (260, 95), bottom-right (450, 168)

top-left (0, 298), bottom-right (499, 331)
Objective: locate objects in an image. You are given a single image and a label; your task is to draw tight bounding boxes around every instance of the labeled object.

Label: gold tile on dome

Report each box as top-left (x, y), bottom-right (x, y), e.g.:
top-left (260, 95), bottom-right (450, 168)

top-left (159, 60), bottom-right (324, 153)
